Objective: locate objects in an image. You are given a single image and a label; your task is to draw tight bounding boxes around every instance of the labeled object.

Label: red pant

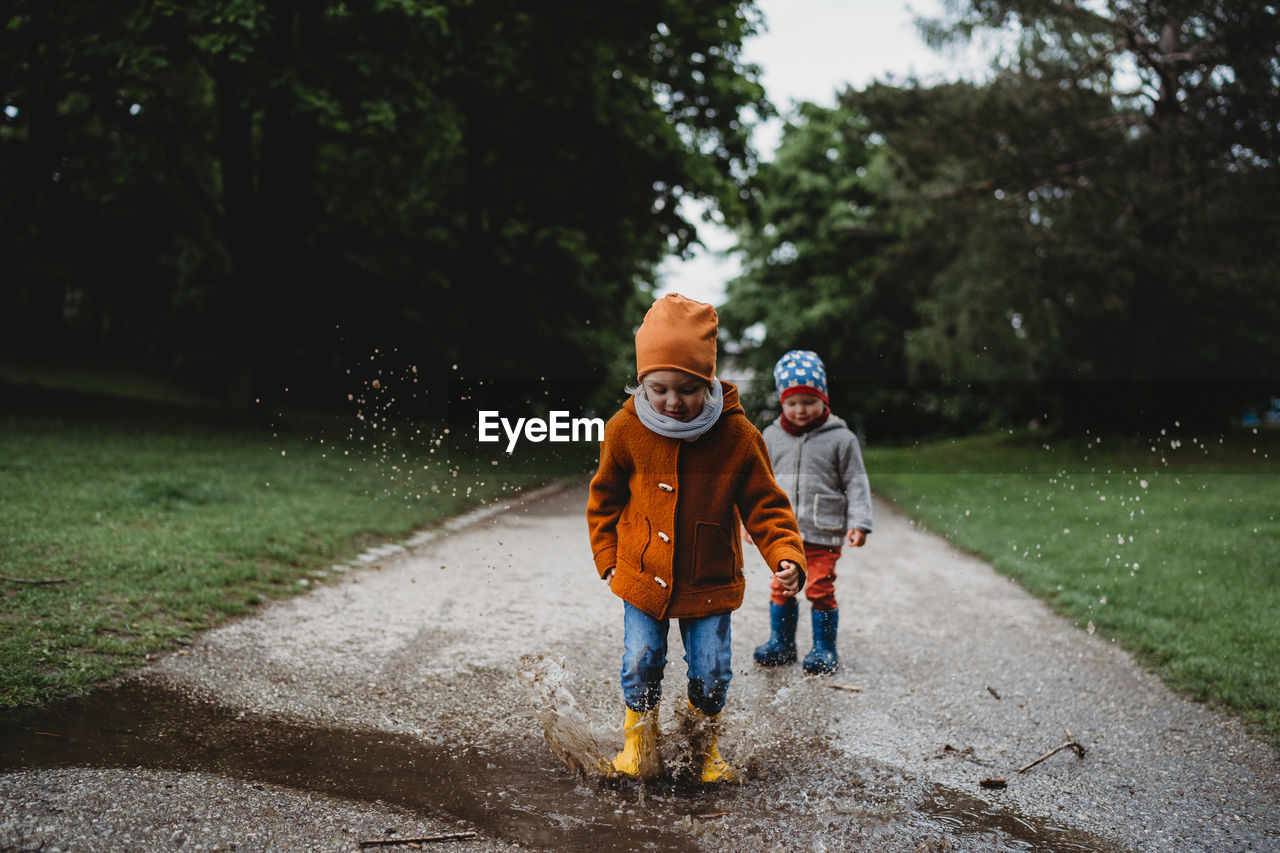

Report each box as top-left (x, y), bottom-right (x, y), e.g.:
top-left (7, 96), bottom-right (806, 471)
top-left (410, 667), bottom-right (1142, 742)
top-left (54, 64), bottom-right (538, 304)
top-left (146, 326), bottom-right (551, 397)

top-left (771, 544), bottom-right (841, 610)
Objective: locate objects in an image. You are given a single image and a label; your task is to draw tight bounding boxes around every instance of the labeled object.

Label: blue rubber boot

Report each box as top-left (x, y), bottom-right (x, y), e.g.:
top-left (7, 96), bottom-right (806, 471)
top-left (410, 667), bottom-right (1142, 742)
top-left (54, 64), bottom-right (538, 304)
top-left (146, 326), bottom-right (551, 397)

top-left (803, 607), bottom-right (839, 675)
top-left (753, 600), bottom-right (798, 666)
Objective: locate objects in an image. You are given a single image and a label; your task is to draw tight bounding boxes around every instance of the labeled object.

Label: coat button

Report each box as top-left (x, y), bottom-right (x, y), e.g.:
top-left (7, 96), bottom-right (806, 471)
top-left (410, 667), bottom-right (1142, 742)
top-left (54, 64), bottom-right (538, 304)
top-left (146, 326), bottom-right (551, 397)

top-left (657, 531), bottom-right (670, 543)
top-left (658, 482), bottom-right (674, 492)
top-left (654, 577), bottom-right (668, 588)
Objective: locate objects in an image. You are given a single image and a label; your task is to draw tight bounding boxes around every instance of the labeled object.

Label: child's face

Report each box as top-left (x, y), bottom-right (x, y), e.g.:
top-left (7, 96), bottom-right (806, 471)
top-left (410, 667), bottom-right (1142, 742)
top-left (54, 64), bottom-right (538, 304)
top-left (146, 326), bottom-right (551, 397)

top-left (641, 370), bottom-right (707, 422)
top-left (781, 393), bottom-right (826, 428)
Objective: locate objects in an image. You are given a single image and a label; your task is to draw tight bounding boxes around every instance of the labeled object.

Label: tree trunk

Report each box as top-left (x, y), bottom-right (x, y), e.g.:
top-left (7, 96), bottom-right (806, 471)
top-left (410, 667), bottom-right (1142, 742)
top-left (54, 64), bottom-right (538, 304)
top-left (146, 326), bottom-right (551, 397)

top-left (8, 4), bottom-right (70, 354)
top-left (1127, 16), bottom-right (1184, 386)
top-left (213, 58), bottom-right (260, 407)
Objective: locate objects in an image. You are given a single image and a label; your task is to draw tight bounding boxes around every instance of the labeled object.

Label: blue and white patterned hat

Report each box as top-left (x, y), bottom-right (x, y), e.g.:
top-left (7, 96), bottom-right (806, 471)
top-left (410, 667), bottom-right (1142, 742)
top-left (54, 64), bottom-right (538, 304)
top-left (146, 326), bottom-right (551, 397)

top-left (773, 349), bottom-right (829, 403)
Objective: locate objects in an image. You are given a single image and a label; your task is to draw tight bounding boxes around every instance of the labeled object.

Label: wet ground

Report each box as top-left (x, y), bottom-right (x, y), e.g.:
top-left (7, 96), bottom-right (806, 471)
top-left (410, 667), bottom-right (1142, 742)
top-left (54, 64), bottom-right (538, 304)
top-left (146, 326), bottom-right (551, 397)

top-left (1, 668), bottom-right (1124, 852)
top-left (3, 483), bottom-right (1278, 851)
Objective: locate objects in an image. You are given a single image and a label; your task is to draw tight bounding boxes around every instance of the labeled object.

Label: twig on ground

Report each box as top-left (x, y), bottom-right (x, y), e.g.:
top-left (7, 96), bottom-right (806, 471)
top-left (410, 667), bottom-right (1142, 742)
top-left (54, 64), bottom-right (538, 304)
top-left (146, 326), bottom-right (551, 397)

top-left (358, 832), bottom-right (478, 847)
top-left (930, 744), bottom-right (965, 760)
top-left (0, 575), bottom-right (68, 585)
top-left (1017, 729), bottom-right (1087, 774)
top-left (986, 685), bottom-right (1001, 700)
top-left (979, 778), bottom-right (1007, 789)
top-left (829, 684), bottom-right (863, 692)
top-left (927, 743), bottom-right (994, 767)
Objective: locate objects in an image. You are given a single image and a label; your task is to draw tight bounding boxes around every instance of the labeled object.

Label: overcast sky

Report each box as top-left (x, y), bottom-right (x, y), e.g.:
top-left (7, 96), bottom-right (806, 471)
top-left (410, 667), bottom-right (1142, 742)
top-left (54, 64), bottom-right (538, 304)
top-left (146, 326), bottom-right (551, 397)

top-left (656, 0), bottom-right (993, 306)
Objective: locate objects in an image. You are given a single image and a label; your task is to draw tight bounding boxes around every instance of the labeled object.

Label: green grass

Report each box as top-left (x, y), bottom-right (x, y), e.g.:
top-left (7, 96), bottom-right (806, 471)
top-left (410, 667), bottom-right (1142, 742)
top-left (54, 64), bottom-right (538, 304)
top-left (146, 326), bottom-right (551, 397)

top-left (0, 357), bottom-right (215, 408)
top-left (0, 383), bottom-right (588, 707)
top-left (866, 428), bottom-right (1280, 748)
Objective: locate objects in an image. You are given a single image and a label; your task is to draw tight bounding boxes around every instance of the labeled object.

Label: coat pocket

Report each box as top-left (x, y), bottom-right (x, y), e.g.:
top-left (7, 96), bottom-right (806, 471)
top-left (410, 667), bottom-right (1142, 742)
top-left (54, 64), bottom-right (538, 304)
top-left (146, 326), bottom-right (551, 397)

top-left (692, 522), bottom-right (736, 585)
top-left (813, 494), bottom-right (847, 531)
top-left (617, 514), bottom-right (652, 572)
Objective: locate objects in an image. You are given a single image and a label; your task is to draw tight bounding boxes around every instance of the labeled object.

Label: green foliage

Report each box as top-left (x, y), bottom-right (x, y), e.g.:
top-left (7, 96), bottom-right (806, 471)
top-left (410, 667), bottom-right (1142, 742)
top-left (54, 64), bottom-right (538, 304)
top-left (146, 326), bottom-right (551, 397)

top-left (722, 1), bottom-right (1280, 435)
top-left (0, 1), bottom-right (771, 406)
top-left (721, 101), bottom-right (916, 432)
top-left (862, 1), bottom-right (1280, 422)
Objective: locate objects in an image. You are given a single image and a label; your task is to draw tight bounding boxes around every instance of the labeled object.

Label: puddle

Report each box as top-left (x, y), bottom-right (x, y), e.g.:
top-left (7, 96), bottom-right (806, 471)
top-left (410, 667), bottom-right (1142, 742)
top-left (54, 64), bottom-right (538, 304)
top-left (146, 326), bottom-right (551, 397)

top-left (0, 678), bottom-right (1130, 852)
top-left (0, 679), bottom-right (700, 851)
top-left (920, 787), bottom-right (1116, 852)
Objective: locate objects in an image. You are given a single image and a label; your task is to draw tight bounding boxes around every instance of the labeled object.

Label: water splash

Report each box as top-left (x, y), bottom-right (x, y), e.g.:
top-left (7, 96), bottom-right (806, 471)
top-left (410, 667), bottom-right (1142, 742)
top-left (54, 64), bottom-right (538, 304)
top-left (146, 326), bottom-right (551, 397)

top-left (518, 653), bottom-right (614, 777)
top-left (517, 654), bottom-right (814, 786)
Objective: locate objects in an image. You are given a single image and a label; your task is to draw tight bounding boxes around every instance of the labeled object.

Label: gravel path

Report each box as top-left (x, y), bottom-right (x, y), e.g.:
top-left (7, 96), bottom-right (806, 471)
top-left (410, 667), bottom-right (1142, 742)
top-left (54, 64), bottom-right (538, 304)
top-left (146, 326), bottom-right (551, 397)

top-left (3, 481), bottom-right (1277, 852)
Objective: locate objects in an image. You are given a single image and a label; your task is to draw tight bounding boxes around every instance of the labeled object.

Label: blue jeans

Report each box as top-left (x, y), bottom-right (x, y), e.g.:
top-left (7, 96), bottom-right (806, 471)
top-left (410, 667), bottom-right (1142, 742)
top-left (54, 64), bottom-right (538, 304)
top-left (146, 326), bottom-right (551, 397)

top-left (620, 601), bottom-right (732, 716)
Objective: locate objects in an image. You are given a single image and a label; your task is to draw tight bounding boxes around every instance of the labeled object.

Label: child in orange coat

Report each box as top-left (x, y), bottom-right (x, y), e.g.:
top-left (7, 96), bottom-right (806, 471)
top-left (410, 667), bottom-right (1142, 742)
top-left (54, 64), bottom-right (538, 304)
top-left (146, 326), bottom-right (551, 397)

top-left (587, 293), bottom-right (806, 782)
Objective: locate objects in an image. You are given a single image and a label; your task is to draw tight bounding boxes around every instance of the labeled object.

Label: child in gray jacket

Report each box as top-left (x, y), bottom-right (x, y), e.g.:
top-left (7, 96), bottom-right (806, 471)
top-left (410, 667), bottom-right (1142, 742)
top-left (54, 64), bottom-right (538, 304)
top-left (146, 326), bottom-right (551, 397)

top-left (753, 350), bottom-right (873, 674)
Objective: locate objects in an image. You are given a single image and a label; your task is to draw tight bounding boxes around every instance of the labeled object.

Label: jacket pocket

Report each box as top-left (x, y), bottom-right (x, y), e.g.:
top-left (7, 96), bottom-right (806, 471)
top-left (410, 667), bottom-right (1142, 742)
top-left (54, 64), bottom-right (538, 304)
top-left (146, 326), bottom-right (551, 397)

top-left (617, 513), bottom-right (651, 572)
top-left (813, 494), bottom-right (847, 531)
top-left (692, 522), bottom-right (736, 585)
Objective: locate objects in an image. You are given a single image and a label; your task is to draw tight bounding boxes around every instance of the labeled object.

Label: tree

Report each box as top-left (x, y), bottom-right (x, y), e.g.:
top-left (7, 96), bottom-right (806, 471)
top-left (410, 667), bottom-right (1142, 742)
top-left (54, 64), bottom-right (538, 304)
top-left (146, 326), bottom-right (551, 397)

top-left (720, 101), bottom-right (919, 434)
top-left (876, 0), bottom-right (1280, 426)
top-left (723, 1), bottom-right (1279, 434)
top-left (1, 1), bottom-right (773, 408)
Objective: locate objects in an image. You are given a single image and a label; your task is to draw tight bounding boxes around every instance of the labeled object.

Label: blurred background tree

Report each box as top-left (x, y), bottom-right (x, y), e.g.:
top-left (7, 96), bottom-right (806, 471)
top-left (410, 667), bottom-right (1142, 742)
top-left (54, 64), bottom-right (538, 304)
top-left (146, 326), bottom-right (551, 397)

top-left (4, 1), bottom-right (1275, 435)
top-left (1, 0), bottom-right (770, 409)
top-left (721, 0), bottom-right (1280, 435)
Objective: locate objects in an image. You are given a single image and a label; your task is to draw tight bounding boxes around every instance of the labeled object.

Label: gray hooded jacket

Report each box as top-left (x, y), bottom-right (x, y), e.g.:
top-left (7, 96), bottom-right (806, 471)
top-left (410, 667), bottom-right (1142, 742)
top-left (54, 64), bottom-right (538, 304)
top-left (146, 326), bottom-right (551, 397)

top-left (762, 414), bottom-right (873, 547)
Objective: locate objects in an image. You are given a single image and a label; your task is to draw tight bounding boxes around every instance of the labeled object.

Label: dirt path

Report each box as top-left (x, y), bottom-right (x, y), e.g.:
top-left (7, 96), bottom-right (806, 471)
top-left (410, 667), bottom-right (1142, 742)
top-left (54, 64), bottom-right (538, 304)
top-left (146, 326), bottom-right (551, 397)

top-left (3, 482), bottom-right (1278, 851)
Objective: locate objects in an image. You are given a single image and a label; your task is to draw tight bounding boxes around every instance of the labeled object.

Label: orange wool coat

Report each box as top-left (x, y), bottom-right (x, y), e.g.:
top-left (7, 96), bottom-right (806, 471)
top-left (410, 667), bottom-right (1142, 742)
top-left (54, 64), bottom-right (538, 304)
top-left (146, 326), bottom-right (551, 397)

top-left (587, 382), bottom-right (806, 620)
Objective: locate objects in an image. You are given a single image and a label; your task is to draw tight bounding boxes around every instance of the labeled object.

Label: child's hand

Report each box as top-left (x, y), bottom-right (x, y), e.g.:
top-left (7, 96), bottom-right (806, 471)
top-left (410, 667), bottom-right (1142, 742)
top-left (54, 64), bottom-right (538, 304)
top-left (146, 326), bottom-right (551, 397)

top-left (603, 568), bottom-right (614, 582)
top-left (846, 528), bottom-right (867, 547)
top-left (740, 524), bottom-right (753, 544)
top-left (775, 560), bottom-right (802, 596)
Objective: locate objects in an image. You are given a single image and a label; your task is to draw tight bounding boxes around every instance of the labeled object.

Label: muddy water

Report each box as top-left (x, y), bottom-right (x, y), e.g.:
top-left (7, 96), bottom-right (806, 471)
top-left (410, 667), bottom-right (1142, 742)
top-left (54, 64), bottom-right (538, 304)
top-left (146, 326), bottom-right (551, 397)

top-left (0, 677), bottom-right (1126, 852)
top-left (0, 680), bottom-right (697, 851)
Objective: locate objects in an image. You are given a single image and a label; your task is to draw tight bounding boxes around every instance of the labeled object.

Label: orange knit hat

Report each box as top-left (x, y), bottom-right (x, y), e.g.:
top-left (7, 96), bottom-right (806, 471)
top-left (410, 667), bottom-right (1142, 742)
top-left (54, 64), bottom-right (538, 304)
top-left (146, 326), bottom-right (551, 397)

top-left (635, 293), bottom-right (718, 383)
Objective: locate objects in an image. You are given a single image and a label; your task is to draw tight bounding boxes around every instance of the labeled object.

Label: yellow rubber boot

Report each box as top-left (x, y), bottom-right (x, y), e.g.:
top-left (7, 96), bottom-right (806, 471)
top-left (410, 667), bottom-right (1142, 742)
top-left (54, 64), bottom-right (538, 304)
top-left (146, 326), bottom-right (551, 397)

top-left (608, 707), bottom-right (661, 779)
top-left (687, 702), bottom-right (737, 783)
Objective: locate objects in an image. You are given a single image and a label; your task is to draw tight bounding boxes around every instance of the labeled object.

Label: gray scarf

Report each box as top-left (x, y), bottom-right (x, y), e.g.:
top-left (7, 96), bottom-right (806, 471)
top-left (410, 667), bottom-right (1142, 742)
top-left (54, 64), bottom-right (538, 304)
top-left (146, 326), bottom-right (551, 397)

top-left (632, 379), bottom-right (725, 442)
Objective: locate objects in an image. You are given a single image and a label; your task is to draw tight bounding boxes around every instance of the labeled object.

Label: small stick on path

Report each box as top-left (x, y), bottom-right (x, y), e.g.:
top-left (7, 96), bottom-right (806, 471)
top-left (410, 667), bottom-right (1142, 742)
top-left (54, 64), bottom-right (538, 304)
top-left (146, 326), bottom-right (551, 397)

top-left (0, 575), bottom-right (68, 585)
top-left (829, 684), bottom-right (863, 692)
top-left (1017, 729), bottom-right (1087, 774)
top-left (359, 832), bottom-right (478, 847)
